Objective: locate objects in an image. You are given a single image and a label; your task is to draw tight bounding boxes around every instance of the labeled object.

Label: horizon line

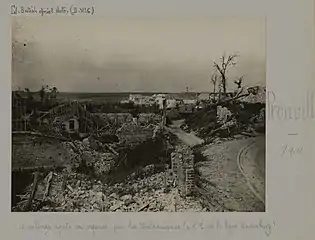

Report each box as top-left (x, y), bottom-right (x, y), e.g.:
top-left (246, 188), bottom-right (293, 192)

top-left (12, 91), bottom-right (208, 94)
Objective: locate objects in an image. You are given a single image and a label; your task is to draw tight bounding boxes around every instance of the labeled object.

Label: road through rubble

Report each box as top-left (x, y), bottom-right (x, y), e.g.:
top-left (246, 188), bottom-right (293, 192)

top-left (166, 120), bottom-right (204, 147)
top-left (196, 136), bottom-right (265, 212)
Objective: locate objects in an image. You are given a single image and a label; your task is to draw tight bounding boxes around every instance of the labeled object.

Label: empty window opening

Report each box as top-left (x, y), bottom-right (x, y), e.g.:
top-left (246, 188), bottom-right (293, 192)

top-left (69, 120), bottom-right (75, 130)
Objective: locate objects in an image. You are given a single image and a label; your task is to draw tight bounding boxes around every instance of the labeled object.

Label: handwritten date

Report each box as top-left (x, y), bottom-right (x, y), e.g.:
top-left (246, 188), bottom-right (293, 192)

top-left (69, 6), bottom-right (94, 15)
top-left (280, 144), bottom-right (303, 157)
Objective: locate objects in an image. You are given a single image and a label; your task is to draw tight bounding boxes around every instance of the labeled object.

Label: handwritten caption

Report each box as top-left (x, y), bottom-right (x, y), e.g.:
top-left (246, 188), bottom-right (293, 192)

top-left (18, 219), bottom-right (276, 237)
top-left (10, 4), bottom-right (95, 16)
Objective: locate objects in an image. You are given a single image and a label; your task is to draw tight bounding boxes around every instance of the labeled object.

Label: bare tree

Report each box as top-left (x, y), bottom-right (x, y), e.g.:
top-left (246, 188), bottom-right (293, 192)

top-left (213, 52), bottom-right (239, 94)
top-left (211, 74), bottom-right (220, 93)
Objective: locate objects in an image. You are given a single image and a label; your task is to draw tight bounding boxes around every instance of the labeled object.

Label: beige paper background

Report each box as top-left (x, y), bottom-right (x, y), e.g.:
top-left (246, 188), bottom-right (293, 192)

top-left (1, 0), bottom-right (315, 239)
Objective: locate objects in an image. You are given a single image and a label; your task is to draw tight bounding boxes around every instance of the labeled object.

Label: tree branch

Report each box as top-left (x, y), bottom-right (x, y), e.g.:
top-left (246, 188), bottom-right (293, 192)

top-left (213, 62), bottom-right (224, 76)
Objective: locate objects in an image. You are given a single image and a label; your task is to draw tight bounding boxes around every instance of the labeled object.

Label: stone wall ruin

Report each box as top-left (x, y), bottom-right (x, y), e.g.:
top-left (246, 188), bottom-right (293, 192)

top-left (171, 144), bottom-right (195, 196)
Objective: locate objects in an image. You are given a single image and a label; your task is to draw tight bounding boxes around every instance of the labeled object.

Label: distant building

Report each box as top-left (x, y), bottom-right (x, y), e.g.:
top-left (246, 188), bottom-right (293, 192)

top-left (154, 94), bottom-right (166, 110)
top-left (209, 92), bottom-right (234, 101)
top-left (147, 96), bottom-right (157, 106)
top-left (166, 98), bottom-right (177, 109)
top-left (128, 94), bottom-right (157, 106)
top-left (129, 94), bottom-right (145, 105)
top-left (171, 92), bottom-right (198, 105)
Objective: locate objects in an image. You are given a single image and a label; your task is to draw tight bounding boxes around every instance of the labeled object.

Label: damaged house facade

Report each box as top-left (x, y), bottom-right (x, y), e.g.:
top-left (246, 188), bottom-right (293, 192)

top-left (38, 101), bottom-right (91, 135)
top-left (55, 116), bottom-right (80, 134)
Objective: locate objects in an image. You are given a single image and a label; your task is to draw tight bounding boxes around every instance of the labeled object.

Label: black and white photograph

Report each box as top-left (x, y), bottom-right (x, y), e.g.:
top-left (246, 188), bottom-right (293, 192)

top-left (11, 16), bottom-right (266, 212)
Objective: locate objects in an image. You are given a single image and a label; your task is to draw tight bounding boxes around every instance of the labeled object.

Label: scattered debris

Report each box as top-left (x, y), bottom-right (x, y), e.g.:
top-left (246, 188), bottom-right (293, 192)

top-left (11, 84), bottom-right (265, 212)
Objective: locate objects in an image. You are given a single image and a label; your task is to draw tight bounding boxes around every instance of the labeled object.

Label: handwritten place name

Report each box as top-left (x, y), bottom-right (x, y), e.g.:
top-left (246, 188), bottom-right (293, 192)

top-left (267, 91), bottom-right (315, 121)
top-left (10, 4), bottom-right (95, 16)
top-left (17, 219), bottom-right (276, 237)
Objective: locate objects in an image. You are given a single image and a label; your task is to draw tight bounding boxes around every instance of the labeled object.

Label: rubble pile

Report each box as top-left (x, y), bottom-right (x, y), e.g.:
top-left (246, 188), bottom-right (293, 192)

top-left (93, 155), bottom-right (117, 177)
top-left (12, 128), bottom-right (204, 212)
top-left (255, 108), bottom-right (265, 122)
top-left (220, 118), bottom-right (238, 130)
top-left (217, 106), bottom-right (233, 124)
top-left (13, 167), bottom-right (204, 212)
top-left (248, 107), bottom-right (265, 133)
top-left (92, 113), bottom-right (132, 125)
top-left (89, 112), bottom-right (162, 148)
top-left (116, 122), bottom-right (155, 146)
top-left (62, 139), bottom-right (117, 176)
top-left (13, 93), bottom-right (234, 213)
top-left (138, 113), bottom-right (162, 125)
top-left (92, 113), bottom-right (161, 129)
top-left (183, 99), bottom-right (265, 142)
top-left (240, 86), bottom-right (266, 104)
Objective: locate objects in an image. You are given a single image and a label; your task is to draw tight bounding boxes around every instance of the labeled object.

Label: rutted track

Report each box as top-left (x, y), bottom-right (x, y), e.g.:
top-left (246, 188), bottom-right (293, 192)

top-left (195, 137), bottom-right (265, 212)
top-left (237, 137), bottom-right (265, 205)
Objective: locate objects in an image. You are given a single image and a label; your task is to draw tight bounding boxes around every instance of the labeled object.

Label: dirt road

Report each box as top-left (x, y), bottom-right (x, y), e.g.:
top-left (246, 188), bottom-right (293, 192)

top-left (237, 136), bottom-right (265, 204)
top-left (163, 119), bottom-right (265, 211)
top-left (197, 135), bottom-right (265, 212)
top-left (166, 120), bottom-right (204, 147)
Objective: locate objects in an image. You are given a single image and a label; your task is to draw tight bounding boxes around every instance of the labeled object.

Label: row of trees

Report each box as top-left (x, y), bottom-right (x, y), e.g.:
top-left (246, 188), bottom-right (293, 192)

top-left (15, 85), bottom-right (59, 102)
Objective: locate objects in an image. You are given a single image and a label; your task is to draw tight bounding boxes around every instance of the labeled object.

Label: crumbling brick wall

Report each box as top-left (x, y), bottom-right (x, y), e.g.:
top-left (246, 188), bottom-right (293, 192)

top-left (12, 135), bottom-right (71, 170)
top-left (171, 144), bottom-right (195, 196)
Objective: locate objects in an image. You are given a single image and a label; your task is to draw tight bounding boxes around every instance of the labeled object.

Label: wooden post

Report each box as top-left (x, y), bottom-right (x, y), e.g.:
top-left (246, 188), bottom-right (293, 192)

top-left (25, 171), bottom-right (40, 211)
top-left (43, 172), bottom-right (53, 200)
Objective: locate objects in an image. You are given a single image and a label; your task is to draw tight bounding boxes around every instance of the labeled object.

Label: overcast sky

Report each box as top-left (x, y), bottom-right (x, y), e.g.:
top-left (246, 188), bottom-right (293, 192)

top-left (12, 16), bottom-right (266, 92)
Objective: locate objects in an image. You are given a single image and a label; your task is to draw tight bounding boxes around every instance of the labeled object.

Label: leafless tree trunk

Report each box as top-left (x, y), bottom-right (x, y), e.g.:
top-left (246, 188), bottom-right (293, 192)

top-left (213, 53), bottom-right (239, 94)
top-left (211, 74), bottom-right (219, 93)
